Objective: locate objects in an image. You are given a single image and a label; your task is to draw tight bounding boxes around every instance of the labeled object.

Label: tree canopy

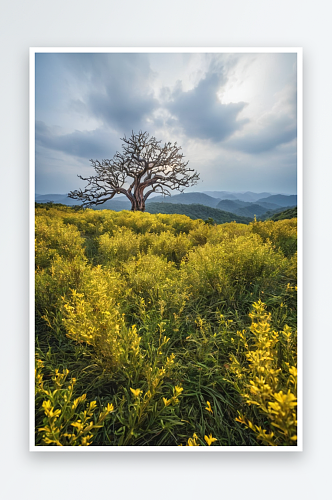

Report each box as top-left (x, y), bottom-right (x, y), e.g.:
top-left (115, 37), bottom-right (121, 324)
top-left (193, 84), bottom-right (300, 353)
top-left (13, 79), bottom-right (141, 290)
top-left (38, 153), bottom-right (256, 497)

top-left (68, 131), bottom-right (200, 211)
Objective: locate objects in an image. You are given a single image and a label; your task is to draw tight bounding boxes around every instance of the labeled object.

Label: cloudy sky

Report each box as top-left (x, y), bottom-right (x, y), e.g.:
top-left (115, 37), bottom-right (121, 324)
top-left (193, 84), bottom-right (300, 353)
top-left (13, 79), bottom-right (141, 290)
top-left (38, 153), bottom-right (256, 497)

top-left (35, 51), bottom-right (297, 195)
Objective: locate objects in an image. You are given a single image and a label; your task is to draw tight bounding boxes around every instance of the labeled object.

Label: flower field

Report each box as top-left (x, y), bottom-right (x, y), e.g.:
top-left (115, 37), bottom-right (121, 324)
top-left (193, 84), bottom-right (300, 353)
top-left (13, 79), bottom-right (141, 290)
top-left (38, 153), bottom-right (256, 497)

top-left (35, 205), bottom-right (297, 447)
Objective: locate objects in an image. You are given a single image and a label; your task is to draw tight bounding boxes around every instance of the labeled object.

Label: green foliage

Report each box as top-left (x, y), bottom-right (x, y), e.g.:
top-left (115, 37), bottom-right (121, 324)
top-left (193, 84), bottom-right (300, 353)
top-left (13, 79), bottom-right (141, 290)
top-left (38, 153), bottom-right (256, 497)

top-left (35, 360), bottom-right (114, 446)
top-left (250, 218), bottom-right (297, 257)
top-left (145, 202), bottom-right (252, 224)
top-left (35, 205), bottom-right (297, 447)
top-left (228, 300), bottom-right (297, 446)
top-left (270, 206), bottom-right (297, 221)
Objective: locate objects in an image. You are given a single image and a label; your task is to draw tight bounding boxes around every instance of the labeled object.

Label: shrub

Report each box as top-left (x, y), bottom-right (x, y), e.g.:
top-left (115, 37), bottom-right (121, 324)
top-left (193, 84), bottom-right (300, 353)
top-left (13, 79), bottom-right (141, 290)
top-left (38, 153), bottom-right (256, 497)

top-left (250, 218), bottom-right (297, 257)
top-left (34, 205), bottom-right (298, 447)
top-left (229, 301), bottom-right (297, 446)
top-left (35, 360), bottom-right (114, 446)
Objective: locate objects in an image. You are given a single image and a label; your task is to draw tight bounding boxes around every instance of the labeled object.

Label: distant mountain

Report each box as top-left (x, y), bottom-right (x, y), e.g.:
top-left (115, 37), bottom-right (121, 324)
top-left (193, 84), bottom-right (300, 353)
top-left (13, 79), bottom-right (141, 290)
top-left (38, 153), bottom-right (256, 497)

top-left (216, 199), bottom-right (250, 211)
top-left (216, 199), bottom-right (282, 218)
top-left (149, 192), bottom-right (220, 208)
top-left (35, 191), bottom-right (297, 215)
top-left (256, 201), bottom-right (281, 210)
top-left (94, 199), bottom-right (131, 211)
top-left (202, 191), bottom-right (239, 200)
top-left (203, 191), bottom-right (272, 202)
top-left (233, 191), bottom-right (273, 203)
top-left (233, 203), bottom-right (273, 218)
top-left (35, 194), bottom-right (80, 206)
top-left (256, 194), bottom-right (297, 207)
top-left (145, 203), bottom-right (252, 224)
top-left (35, 193), bottom-right (131, 210)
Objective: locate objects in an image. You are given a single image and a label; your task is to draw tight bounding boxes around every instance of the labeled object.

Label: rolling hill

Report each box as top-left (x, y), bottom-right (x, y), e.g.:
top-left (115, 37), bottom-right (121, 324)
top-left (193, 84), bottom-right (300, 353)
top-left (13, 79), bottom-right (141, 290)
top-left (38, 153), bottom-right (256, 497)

top-left (145, 202), bottom-right (252, 224)
top-left (203, 191), bottom-right (272, 202)
top-left (216, 198), bottom-right (280, 214)
top-left (269, 206), bottom-right (297, 221)
top-left (149, 192), bottom-right (220, 208)
top-left (35, 194), bottom-right (79, 206)
top-left (35, 191), bottom-right (297, 221)
top-left (256, 194), bottom-right (297, 207)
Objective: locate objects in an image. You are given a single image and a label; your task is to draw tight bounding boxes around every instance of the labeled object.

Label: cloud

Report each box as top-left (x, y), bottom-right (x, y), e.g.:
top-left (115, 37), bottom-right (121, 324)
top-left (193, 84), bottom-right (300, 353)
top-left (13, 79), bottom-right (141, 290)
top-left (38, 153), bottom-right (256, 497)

top-left (61, 53), bottom-right (159, 133)
top-left (185, 142), bottom-right (297, 194)
top-left (36, 121), bottom-right (120, 159)
top-left (35, 52), bottom-right (298, 195)
top-left (224, 116), bottom-right (297, 154)
top-left (166, 72), bottom-right (248, 142)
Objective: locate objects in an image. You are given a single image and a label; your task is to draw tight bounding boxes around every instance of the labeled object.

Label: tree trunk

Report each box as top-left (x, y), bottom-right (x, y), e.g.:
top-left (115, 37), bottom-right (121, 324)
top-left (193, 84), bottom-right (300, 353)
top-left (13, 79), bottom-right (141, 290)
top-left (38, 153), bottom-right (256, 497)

top-left (130, 185), bottom-right (146, 211)
top-left (130, 197), bottom-right (145, 211)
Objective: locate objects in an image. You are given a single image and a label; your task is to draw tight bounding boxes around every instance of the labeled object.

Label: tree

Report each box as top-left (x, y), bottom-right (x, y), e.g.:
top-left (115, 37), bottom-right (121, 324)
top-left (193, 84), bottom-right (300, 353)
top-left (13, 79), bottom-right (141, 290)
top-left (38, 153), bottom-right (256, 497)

top-left (68, 131), bottom-right (200, 211)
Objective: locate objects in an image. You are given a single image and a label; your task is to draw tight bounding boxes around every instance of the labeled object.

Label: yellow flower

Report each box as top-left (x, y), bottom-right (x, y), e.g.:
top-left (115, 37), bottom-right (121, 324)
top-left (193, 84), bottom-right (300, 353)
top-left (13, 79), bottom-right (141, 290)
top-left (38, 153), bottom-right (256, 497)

top-left (204, 434), bottom-right (217, 446)
top-left (163, 397), bottom-right (171, 407)
top-left (174, 386), bottom-right (183, 396)
top-left (105, 403), bottom-right (114, 412)
top-left (42, 400), bottom-right (61, 418)
top-left (186, 433), bottom-right (200, 446)
top-left (130, 388), bottom-right (142, 398)
top-left (235, 415), bottom-right (246, 425)
top-left (205, 401), bottom-right (213, 414)
top-left (71, 421), bottom-right (84, 431)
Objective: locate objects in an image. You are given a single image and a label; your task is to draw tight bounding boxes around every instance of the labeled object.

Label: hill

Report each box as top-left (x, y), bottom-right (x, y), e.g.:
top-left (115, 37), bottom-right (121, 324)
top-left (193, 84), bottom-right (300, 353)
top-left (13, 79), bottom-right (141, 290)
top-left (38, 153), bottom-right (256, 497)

top-left (145, 202), bottom-right (252, 224)
top-left (216, 199), bottom-right (251, 211)
top-left (94, 199), bottom-right (131, 211)
top-left (257, 194), bottom-right (297, 207)
top-left (216, 199), bottom-right (282, 218)
top-left (231, 203), bottom-right (273, 218)
top-left (35, 201), bottom-right (252, 224)
top-left (203, 191), bottom-right (272, 202)
top-left (35, 193), bottom-right (80, 206)
top-left (269, 206), bottom-right (297, 221)
top-left (149, 192), bottom-right (220, 208)
top-left (35, 191), bottom-right (297, 216)
top-left (258, 206), bottom-right (297, 221)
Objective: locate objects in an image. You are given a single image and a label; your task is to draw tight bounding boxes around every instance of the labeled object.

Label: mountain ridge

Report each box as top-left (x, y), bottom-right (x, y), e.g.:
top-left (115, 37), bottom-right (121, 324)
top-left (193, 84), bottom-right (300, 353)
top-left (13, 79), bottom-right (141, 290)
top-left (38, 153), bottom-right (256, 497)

top-left (35, 191), bottom-right (297, 219)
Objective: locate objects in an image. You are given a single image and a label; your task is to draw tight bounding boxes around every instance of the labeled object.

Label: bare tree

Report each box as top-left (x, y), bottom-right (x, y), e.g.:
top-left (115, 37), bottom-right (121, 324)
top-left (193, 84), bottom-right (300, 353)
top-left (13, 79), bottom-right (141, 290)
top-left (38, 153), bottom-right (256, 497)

top-left (68, 131), bottom-right (200, 211)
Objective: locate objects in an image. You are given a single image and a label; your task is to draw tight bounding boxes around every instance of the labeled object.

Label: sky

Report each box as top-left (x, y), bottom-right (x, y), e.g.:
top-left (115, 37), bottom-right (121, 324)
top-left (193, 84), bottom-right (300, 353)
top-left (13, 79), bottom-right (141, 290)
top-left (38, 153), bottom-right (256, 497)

top-left (35, 51), bottom-right (297, 195)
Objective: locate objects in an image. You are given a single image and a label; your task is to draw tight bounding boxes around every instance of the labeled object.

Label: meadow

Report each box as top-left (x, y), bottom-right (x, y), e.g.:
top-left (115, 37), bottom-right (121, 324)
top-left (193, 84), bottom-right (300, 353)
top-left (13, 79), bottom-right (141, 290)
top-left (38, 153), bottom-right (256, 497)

top-left (35, 205), bottom-right (297, 447)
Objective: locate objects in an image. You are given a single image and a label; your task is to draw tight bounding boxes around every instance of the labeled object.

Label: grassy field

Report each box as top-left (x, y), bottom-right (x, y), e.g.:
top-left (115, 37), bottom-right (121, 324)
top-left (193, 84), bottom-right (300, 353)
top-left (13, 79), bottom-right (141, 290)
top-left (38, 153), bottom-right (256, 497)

top-left (35, 205), bottom-right (297, 447)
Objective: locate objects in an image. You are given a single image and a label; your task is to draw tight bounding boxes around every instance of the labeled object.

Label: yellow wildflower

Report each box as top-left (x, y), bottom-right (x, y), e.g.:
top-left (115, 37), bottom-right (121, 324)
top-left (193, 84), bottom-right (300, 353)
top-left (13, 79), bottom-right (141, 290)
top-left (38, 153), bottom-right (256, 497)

top-left (205, 401), bottom-right (213, 414)
top-left (130, 388), bottom-right (142, 398)
top-left (174, 386), bottom-right (183, 396)
top-left (105, 403), bottom-right (114, 412)
top-left (186, 433), bottom-right (200, 446)
top-left (235, 415), bottom-right (246, 425)
top-left (204, 434), bottom-right (217, 446)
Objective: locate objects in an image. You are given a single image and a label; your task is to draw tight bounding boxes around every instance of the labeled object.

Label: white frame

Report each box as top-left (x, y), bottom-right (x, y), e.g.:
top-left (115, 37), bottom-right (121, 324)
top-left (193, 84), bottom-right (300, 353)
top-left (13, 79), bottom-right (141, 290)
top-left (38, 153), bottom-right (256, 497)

top-left (30, 47), bottom-right (303, 452)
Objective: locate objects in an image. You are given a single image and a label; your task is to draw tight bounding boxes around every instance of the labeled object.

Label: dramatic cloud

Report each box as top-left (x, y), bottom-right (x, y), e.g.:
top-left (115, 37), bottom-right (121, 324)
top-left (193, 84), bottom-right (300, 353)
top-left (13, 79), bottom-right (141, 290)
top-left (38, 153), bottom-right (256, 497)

top-left (225, 115), bottom-right (297, 154)
top-left (65, 53), bottom-right (158, 132)
top-left (36, 121), bottom-right (120, 159)
top-left (35, 51), bottom-right (298, 195)
top-left (167, 72), bottom-right (248, 142)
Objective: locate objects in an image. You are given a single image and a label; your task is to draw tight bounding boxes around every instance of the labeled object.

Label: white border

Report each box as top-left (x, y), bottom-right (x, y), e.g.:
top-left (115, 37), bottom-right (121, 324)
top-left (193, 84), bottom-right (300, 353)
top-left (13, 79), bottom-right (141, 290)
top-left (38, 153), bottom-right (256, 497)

top-left (29, 47), bottom-right (303, 452)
